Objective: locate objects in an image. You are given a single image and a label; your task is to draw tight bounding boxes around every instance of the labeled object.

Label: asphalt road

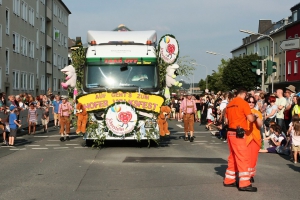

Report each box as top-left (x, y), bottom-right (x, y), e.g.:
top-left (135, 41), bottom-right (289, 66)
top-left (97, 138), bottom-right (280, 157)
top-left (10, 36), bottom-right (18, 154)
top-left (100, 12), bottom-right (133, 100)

top-left (0, 120), bottom-right (299, 200)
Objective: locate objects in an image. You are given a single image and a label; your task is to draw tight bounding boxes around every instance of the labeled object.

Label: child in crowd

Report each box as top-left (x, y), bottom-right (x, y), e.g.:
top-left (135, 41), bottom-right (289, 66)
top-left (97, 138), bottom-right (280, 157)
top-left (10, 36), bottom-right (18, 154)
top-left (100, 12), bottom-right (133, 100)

top-left (41, 106), bottom-right (50, 133)
top-left (27, 103), bottom-right (38, 135)
top-left (8, 108), bottom-right (21, 146)
top-left (290, 120), bottom-right (300, 163)
top-left (0, 117), bottom-right (7, 145)
top-left (206, 104), bottom-right (214, 131)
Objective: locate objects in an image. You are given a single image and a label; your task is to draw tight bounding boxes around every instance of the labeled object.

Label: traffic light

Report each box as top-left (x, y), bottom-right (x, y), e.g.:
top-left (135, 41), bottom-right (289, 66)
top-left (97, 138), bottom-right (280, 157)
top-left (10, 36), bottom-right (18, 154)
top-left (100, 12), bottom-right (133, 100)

top-left (250, 60), bottom-right (262, 83)
top-left (266, 60), bottom-right (277, 75)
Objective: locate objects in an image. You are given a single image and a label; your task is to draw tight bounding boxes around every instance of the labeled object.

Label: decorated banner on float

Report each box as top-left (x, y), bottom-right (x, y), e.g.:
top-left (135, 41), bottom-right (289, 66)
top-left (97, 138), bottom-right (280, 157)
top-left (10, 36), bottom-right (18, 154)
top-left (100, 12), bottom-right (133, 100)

top-left (77, 91), bottom-right (165, 113)
top-left (104, 102), bottom-right (138, 136)
top-left (158, 34), bottom-right (179, 64)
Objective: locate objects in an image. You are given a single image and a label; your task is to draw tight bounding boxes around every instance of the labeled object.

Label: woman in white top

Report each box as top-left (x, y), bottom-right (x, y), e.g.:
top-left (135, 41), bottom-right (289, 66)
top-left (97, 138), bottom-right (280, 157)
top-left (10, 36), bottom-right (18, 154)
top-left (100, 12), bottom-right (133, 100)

top-left (264, 96), bottom-right (278, 133)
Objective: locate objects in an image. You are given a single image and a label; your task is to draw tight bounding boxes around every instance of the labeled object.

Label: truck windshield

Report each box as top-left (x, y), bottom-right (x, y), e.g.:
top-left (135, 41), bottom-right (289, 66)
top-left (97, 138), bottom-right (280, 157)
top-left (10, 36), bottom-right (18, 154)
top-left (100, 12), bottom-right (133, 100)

top-left (86, 64), bottom-right (158, 89)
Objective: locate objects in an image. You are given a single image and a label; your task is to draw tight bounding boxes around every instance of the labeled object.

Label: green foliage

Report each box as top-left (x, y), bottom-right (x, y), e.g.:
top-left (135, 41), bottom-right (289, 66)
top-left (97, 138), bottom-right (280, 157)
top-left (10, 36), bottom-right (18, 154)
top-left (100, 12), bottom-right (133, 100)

top-left (222, 54), bottom-right (261, 91)
top-left (71, 47), bottom-right (85, 91)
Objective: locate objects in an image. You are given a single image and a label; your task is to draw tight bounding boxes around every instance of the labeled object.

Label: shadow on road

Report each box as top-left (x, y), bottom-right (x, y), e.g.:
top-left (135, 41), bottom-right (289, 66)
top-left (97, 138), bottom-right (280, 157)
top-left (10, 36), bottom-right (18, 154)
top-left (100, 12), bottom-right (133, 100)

top-left (214, 164), bottom-right (227, 178)
top-left (286, 164), bottom-right (300, 172)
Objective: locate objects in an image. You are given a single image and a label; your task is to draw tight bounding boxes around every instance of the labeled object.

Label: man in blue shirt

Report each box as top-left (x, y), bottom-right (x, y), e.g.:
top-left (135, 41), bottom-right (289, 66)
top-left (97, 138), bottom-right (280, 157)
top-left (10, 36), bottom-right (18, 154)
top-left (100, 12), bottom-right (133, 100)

top-left (52, 95), bottom-right (62, 129)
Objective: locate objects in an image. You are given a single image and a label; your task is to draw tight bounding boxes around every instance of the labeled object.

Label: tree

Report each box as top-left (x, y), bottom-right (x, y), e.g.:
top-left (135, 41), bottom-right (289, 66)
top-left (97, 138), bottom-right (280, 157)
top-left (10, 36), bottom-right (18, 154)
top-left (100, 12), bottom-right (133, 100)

top-left (198, 79), bottom-right (206, 91)
top-left (222, 54), bottom-right (261, 91)
top-left (70, 46), bottom-right (85, 95)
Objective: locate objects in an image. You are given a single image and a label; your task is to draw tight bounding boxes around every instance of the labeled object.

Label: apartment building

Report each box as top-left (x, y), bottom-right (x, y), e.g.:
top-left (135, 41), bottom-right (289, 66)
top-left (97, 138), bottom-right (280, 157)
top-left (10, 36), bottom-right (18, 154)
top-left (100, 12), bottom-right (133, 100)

top-left (0, 0), bottom-right (71, 96)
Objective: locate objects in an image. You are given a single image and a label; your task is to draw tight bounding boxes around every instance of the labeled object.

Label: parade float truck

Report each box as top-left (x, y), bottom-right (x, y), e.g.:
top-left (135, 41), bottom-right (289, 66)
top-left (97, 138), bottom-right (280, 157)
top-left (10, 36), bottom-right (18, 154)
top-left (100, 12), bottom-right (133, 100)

top-left (77, 30), bottom-right (171, 145)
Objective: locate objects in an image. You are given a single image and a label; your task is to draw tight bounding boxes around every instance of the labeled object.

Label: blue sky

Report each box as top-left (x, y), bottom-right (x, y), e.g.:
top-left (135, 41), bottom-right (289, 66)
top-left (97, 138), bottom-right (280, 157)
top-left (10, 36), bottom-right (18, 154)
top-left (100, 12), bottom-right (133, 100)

top-left (63, 0), bottom-right (300, 83)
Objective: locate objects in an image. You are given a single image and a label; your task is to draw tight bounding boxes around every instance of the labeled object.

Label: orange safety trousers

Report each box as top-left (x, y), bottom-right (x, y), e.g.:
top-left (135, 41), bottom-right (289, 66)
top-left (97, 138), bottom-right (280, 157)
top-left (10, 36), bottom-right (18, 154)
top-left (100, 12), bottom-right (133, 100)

top-left (224, 131), bottom-right (251, 188)
top-left (76, 115), bottom-right (88, 134)
top-left (248, 140), bottom-right (261, 178)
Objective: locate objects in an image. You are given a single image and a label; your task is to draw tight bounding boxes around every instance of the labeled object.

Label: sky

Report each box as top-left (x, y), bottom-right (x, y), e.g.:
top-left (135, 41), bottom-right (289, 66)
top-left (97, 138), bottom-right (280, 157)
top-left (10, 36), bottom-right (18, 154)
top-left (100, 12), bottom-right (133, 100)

top-left (63, 0), bottom-right (300, 84)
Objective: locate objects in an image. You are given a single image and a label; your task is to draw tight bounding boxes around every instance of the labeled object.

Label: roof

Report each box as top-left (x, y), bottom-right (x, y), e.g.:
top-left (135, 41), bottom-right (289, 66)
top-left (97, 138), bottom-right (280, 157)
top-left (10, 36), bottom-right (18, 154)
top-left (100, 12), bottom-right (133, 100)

top-left (291, 2), bottom-right (300, 11)
top-left (59, 0), bottom-right (71, 14)
top-left (87, 30), bottom-right (157, 45)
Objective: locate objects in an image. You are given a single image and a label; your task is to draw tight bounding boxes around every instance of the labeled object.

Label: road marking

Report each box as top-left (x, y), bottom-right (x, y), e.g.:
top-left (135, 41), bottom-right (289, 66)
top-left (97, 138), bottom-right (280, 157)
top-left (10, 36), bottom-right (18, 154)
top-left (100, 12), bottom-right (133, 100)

top-left (34, 136), bottom-right (49, 138)
top-left (1, 146), bottom-right (13, 148)
top-left (176, 124), bottom-right (184, 128)
top-left (74, 147), bottom-right (88, 149)
top-left (65, 144), bottom-right (79, 146)
top-left (210, 143), bottom-right (222, 144)
top-left (45, 144), bottom-right (60, 146)
top-left (54, 147), bottom-right (69, 149)
top-left (10, 148), bottom-right (26, 151)
top-left (27, 145), bottom-right (40, 147)
top-left (194, 141), bottom-right (208, 143)
top-left (47, 140), bottom-right (60, 142)
top-left (171, 144), bottom-right (179, 145)
top-left (32, 148), bottom-right (48, 150)
top-left (191, 143), bottom-right (205, 145)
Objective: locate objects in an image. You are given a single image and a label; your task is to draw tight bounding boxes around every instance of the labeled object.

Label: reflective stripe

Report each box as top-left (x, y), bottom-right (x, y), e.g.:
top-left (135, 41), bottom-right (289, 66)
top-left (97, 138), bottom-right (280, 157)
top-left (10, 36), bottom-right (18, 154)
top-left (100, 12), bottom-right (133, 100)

top-left (226, 170), bottom-right (236, 175)
top-left (250, 172), bottom-right (255, 175)
top-left (239, 172), bottom-right (250, 176)
top-left (240, 177), bottom-right (250, 181)
top-left (225, 174), bottom-right (236, 179)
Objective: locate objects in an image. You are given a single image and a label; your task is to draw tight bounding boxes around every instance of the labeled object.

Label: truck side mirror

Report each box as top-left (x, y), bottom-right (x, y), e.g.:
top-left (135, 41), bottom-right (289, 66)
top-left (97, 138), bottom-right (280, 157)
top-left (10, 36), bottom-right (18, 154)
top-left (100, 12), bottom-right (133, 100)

top-left (120, 63), bottom-right (128, 71)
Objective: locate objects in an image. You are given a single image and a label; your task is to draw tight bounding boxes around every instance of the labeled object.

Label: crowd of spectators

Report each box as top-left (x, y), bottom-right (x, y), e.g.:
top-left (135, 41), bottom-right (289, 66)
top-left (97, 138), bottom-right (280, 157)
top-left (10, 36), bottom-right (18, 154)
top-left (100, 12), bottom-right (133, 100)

top-left (0, 89), bottom-right (63, 146)
top-left (169, 85), bottom-right (300, 163)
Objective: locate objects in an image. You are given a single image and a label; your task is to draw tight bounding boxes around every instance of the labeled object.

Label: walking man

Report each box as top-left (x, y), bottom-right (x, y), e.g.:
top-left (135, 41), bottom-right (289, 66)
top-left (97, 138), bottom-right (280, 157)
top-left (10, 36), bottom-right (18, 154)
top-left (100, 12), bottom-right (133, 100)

top-left (275, 89), bottom-right (287, 133)
top-left (52, 95), bottom-right (62, 129)
top-left (58, 96), bottom-right (72, 141)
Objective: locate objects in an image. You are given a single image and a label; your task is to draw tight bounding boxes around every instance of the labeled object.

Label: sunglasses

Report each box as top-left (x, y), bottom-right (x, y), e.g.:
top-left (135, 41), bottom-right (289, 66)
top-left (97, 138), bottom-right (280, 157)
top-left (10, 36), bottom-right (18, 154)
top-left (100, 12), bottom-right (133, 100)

top-left (248, 101), bottom-right (255, 104)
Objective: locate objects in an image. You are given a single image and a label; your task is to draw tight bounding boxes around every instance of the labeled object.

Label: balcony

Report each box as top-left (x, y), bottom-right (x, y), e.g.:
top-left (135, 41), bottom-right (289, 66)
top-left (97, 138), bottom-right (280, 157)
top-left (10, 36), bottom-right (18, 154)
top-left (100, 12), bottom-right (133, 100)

top-left (47, 62), bottom-right (52, 74)
top-left (46, 7), bottom-right (52, 21)
top-left (47, 35), bottom-right (52, 48)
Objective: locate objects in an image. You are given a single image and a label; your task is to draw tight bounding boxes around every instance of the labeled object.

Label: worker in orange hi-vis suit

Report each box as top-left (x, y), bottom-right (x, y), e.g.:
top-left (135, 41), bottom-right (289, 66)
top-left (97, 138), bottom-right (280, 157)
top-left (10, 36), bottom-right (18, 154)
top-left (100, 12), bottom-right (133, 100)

top-left (223, 88), bottom-right (258, 192)
top-left (245, 96), bottom-right (263, 184)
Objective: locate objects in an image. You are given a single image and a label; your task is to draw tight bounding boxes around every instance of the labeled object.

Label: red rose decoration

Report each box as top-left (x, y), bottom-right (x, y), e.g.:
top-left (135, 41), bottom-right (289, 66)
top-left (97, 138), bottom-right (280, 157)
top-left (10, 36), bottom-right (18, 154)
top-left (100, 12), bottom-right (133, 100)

top-left (118, 112), bottom-right (132, 124)
top-left (167, 44), bottom-right (175, 55)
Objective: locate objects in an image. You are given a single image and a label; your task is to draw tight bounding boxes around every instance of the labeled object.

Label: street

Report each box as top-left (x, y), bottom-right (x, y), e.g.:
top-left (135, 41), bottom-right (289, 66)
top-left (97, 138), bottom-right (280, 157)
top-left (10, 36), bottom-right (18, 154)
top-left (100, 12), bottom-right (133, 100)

top-left (0, 121), bottom-right (299, 200)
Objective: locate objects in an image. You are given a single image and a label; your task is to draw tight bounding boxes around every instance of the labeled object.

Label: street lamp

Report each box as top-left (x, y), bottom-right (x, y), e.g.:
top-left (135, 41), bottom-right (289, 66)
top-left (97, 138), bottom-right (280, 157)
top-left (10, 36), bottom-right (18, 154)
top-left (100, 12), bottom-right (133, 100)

top-left (240, 29), bottom-right (275, 92)
top-left (206, 51), bottom-right (230, 59)
top-left (191, 62), bottom-right (208, 90)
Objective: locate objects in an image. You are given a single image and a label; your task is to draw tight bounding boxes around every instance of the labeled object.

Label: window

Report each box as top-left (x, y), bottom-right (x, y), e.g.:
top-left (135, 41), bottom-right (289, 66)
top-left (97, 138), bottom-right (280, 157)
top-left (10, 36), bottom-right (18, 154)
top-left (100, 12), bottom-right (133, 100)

top-left (21, 1), bottom-right (28, 21)
top-left (41, 46), bottom-right (45, 62)
top-left (20, 72), bottom-right (27, 90)
top-left (5, 49), bottom-right (9, 74)
top-left (6, 9), bottom-right (9, 35)
top-left (40, 0), bottom-right (45, 5)
top-left (28, 41), bottom-right (34, 58)
top-left (293, 10), bottom-right (298, 22)
top-left (288, 61), bottom-right (291, 74)
top-left (295, 60), bottom-right (298, 74)
top-left (40, 16), bottom-right (45, 33)
top-left (36, 29), bottom-right (39, 49)
top-left (53, 2), bottom-right (57, 16)
top-left (13, 0), bottom-right (21, 16)
top-left (64, 36), bottom-right (67, 48)
top-left (21, 36), bottom-right (27, 55)
top-left (57, 55), bottom-right (61, 68)
top-left (53, 78), bottom-right (57, 91)
top-left (36, 0), bottom-right (39, 17)
top-left (0, 0), bottom-right (2, 5)
top-left (46, 76), bottom-right (50, 91)
top-left (41, 75), bottom-right (45, 90)
top-left (275, 42), bottom-right (277, 54)
top-left (53, 27), bottom-right (57, 40)
top-left (53, 53), bottom-right (57, 66)
top-left (29, 73), bottom-right (34, 90)
top-left (279, 41), bottom-right (282, 53)
top-left (13, 70), bottom-right (20, 89)
top-left (28, 7), bottom-right (35, 26)
top-left (0, 67), bottom-right (2, 90)
top-left (0, 24), bottom-right (2, 47)
top-left (13, 32), bottom-right (20, 52)
top-left (36, 59), bottom-right (39, 79)
top-left (296, 34), bottom-right (299, 38)
top-left (58, 79), bottom-right (61, 90)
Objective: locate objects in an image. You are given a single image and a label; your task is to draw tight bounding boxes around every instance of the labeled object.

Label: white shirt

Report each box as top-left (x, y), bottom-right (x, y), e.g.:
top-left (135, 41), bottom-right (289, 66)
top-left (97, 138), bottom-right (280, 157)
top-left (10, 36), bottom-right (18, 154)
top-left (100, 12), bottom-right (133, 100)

top-left (219, 100), bottom-right (228, 111)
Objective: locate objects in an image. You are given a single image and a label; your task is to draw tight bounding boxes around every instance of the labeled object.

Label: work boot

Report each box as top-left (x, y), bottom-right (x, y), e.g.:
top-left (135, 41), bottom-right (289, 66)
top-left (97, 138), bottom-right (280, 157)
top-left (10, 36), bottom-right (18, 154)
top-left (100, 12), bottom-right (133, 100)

top-left (250, 177), bottom-right (254, 183)
top-left (223, 182), bottom-right (237, 187)
top-left (60, 137), bottom-right (65, 142)
top-left (238, 185), bottom-right (257, 192)
top-left (66, 136), bottom-right (70, 141)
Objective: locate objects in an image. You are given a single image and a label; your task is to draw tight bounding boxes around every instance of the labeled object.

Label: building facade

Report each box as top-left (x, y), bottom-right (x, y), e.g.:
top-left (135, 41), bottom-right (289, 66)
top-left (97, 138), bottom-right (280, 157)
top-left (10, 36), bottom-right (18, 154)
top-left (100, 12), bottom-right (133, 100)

top-left (0, 0), bottom-right (71, 96)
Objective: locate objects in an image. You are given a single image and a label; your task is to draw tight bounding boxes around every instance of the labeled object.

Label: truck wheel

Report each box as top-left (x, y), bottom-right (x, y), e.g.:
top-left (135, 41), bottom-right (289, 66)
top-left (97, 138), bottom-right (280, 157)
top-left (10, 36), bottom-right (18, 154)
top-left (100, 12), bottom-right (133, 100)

top-left (85, 139), bottom-right (94, 147)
